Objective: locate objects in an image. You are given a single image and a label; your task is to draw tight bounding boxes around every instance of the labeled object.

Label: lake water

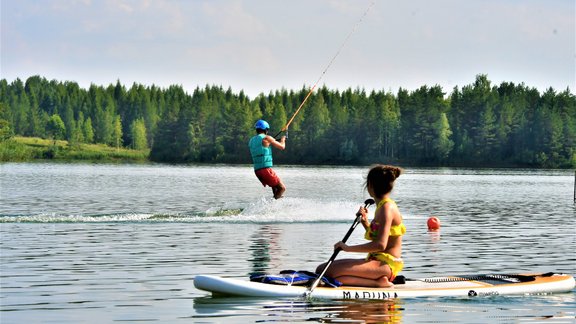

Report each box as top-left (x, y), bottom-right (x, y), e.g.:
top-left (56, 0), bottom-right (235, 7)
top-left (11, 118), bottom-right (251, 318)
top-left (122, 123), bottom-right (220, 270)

top-left (1, 163), bottom-right (575, 323)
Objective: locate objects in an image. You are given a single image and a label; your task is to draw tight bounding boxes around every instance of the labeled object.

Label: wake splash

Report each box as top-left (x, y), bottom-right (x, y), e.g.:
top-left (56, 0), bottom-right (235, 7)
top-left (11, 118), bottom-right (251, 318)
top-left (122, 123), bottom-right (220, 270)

top-left (0, 197), bottom-right (371, 224)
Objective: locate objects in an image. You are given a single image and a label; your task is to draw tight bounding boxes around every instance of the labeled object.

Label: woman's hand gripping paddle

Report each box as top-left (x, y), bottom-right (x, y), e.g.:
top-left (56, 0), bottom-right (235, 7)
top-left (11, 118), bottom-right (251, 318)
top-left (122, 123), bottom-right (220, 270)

top-left (304, 198), bottom-right (375, 297)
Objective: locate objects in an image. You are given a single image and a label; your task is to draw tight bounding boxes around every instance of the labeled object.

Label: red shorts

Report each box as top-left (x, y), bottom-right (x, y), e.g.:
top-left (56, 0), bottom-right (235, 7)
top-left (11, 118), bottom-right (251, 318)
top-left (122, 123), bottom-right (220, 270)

top-left (255, 168), bottom-right (281, 187)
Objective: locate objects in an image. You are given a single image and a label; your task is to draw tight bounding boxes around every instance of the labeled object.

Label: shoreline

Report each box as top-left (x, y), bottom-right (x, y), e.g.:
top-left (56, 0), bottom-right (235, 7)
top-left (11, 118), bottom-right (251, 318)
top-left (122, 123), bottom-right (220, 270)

top-left (1, 136), bottom-right (573, 169)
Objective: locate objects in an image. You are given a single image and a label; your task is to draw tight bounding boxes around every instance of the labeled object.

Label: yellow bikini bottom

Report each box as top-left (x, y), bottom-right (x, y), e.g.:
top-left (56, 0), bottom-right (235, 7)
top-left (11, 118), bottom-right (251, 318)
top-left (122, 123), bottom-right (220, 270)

top-left (367, 252), bottom-right (404, 279)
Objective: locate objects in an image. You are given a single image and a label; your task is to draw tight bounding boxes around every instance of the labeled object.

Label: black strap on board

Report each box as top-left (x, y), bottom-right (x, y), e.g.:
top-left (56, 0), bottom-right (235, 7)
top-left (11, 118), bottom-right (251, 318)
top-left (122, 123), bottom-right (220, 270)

top-left (396, 273), bottom-right (556, 285)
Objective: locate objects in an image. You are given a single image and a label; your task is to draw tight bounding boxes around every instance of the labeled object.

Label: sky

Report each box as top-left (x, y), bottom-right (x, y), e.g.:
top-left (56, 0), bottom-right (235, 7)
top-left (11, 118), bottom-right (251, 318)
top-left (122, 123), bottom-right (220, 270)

top-left (1, 0), bottom-right (574, 98)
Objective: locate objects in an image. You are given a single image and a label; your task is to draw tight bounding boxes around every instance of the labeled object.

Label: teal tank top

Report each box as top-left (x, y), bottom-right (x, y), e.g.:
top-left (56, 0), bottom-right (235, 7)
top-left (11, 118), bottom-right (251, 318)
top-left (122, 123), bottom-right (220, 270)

top-left (249, 134), bottom-right (273, 170)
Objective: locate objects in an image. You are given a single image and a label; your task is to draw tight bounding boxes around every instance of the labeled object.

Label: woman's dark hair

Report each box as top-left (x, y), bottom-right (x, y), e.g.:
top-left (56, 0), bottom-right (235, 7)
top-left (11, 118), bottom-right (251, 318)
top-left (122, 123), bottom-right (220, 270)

top-left (365, 164), bottom-right (403, 198)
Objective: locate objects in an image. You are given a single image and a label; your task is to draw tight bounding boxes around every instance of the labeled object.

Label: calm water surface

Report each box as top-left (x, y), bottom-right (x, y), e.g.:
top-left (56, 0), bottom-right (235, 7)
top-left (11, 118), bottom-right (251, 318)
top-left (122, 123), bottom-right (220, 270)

top-left (1, 163), bottom-right (575, 323)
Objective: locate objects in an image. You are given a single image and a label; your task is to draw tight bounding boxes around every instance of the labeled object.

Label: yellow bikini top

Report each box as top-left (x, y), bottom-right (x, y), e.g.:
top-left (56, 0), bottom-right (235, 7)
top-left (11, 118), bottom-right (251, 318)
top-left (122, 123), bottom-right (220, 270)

top-left (364, 198), bottom-right (406, 240)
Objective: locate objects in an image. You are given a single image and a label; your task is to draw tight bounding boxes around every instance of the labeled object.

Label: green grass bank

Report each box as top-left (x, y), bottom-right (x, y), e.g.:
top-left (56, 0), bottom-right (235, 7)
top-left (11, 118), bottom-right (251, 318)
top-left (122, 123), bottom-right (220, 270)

top-left (0, 137), bottom-right (149, 163)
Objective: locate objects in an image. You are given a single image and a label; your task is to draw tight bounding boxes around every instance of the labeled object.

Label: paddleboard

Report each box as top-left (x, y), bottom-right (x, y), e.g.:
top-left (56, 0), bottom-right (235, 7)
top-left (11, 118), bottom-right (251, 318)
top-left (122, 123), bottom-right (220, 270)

top-left (194, 272), bottom-right (575, 299)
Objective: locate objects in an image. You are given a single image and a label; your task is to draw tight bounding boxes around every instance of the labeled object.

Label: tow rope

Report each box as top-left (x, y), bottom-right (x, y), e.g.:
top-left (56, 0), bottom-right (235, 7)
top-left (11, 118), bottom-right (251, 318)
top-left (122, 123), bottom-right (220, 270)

top-left (275, 1), bottom-right (375, 138)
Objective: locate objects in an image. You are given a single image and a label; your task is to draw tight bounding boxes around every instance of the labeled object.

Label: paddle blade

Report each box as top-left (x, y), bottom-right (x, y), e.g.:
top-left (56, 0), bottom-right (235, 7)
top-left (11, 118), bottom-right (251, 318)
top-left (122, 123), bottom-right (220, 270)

top-left (364, 198), bottom-right (375, 206)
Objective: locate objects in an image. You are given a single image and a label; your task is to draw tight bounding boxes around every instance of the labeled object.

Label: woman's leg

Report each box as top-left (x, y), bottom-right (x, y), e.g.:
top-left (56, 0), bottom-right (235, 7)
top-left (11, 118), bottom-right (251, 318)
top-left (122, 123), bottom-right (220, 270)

top-left (316, 258), bottom-right (393, 288)
top-left (335, 274), bottom-right (392, 288)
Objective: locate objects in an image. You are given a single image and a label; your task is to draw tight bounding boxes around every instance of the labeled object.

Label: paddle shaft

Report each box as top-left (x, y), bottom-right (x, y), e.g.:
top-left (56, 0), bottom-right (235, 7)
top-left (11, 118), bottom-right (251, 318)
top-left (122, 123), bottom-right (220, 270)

top-left (308, 215), bottom-right (361, 290)
top-left (305, 199), bottom-right (374, 296)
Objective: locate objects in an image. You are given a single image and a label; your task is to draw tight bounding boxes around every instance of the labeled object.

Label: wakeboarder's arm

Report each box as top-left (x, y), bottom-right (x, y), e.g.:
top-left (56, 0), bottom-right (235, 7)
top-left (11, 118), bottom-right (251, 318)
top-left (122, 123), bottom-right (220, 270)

top-left (264, 135), bottom-right (286, 150)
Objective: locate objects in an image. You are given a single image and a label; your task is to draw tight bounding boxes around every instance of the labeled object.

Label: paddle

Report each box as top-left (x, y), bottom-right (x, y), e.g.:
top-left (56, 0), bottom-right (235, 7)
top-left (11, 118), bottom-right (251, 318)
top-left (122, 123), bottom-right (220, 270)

top-left (304, 198), bottom-right (375, 297)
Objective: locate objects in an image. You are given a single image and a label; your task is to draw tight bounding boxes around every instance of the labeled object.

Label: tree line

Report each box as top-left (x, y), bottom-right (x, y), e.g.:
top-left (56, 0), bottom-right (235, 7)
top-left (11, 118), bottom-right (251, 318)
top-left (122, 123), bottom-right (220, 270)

top-left (0, 75), bottom-right (574, 168)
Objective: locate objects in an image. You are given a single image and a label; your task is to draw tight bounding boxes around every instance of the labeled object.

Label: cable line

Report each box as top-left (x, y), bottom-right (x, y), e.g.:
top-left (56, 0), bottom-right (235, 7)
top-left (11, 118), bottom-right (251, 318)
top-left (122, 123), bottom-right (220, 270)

top-left (275, 1), bottom-right (375, 138)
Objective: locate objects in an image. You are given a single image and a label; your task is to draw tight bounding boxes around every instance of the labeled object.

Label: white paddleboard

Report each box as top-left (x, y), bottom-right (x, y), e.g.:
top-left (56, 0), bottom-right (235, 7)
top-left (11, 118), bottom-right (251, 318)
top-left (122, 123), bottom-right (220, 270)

top-left (194, 272), bottom-right (575, 299)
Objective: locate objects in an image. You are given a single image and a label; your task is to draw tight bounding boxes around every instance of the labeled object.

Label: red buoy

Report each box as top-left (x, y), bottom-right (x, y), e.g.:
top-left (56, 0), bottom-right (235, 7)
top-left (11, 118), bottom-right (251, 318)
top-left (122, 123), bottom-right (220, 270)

top-left (427, 217), bottom-right (441, 231)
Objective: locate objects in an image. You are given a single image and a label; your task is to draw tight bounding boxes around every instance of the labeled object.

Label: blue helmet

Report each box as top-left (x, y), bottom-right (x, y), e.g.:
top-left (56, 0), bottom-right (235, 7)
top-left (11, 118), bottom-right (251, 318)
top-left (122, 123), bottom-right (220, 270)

top-left (254, 120), bottom-right (270, 130)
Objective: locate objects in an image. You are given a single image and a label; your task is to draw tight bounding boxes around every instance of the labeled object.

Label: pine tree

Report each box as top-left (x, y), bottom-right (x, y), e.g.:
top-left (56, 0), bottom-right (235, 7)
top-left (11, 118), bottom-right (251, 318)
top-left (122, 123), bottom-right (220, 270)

top-left (112, 115), bottom-right (123, 150)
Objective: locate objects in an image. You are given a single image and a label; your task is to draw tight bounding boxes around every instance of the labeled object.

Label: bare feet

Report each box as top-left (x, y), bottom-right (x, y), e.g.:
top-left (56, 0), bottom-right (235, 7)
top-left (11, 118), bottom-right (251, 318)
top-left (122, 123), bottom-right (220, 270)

top-left (376, 276), bottom-right (394, 288)
top-left (273, 183), bottom-right (285, 199)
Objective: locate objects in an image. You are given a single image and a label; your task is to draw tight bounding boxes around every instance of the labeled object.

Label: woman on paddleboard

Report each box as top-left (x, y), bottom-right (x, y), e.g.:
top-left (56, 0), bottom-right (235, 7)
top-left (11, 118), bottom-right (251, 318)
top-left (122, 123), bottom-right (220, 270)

top-left (248, 120), bottom-right (287, 199)
top-left (316, 164), bottom-right (405, 287)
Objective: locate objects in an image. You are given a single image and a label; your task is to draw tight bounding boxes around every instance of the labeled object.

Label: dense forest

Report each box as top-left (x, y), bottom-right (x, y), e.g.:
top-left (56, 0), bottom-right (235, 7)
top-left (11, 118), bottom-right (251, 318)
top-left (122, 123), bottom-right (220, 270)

top-left (0, 75), bottom-right (574, 168)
